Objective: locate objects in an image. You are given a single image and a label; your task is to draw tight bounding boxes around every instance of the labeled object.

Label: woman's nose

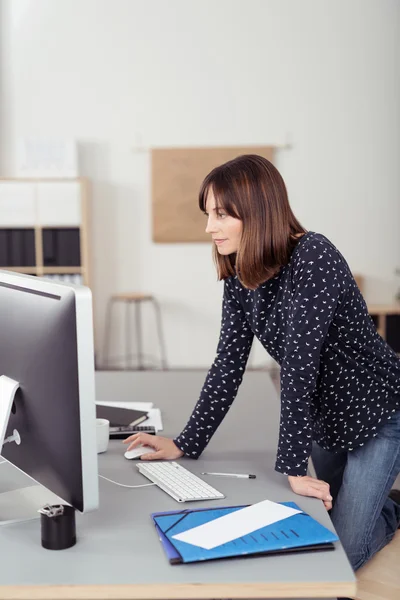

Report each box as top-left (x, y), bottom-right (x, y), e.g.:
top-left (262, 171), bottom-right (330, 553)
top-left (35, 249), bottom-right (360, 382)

top-left (205, 216), bottom-right (218, 234)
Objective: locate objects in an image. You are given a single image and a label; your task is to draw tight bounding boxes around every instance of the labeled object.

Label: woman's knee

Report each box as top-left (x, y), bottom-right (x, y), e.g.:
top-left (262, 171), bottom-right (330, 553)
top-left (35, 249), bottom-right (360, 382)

top-left (345, 531), bottom-right (396, 571)
top-left (332, 507), bottom-right (397, 571)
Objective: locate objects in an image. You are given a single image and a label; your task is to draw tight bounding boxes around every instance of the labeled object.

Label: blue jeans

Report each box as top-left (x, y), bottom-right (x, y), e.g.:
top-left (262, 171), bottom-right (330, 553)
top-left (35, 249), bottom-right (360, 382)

top-left (311, 410), bottom-right (400, 571)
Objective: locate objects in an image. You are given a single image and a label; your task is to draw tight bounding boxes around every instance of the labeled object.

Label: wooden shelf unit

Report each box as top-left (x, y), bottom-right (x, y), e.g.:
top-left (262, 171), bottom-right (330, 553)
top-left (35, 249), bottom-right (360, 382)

top-left (0, 177), bottom-right (90, 287)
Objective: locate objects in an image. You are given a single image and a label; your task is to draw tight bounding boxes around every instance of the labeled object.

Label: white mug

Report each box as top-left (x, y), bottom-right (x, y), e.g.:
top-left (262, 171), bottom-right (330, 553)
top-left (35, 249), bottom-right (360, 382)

top-left (96, 418), bottom-right (110, 453)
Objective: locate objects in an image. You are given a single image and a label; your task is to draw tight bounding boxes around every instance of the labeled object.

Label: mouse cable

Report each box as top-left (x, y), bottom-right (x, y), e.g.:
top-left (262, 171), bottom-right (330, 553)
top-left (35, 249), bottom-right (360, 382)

top-left (0, 462), bottom-right (155, 489)
top-left (99, 474), bottom-right (156, 489)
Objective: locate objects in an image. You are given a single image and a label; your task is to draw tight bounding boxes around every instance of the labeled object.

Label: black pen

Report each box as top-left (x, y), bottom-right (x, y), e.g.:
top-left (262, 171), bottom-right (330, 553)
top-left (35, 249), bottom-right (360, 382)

top-left (201, 472), bottom-right (256, 479)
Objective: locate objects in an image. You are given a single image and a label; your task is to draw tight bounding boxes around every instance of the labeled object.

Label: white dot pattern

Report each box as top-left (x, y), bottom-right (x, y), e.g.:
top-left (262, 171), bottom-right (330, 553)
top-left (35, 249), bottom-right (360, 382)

top-left (174, 232), bottom-right (400, 476)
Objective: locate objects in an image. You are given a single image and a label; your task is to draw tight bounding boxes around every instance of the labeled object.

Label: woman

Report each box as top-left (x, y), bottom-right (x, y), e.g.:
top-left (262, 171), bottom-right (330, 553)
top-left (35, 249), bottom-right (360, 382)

top-left (124, 154), bottom-right (400, 570)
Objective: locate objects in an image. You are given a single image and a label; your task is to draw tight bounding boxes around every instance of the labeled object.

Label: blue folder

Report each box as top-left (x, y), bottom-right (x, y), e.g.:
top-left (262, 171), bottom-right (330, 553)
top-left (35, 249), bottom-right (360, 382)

top-left (151, 502), bottom-right (339, 564)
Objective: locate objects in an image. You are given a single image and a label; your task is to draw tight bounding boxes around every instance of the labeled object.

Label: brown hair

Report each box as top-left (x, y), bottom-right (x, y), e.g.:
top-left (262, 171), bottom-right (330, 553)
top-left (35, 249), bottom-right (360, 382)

top-left (199, 154), bottom-right (307, 289)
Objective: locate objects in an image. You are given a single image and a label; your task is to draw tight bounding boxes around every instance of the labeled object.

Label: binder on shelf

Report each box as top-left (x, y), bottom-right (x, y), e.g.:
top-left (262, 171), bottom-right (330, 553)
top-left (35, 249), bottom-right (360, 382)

top-left (10, 230), bottom-right (23, 266)
top-left (22, 229), bottom-right (36, 266)
top-left (0, 229), bottom-right (35, 267)
top-left (42, 229), bottom-right (56, 266)
top-left (0, 230), bottom-right (9, 266)
top-left (58, 229), bottom-right (80, 266)
top-left (152, 502), bottom-right (338, 564)
top-left (43, 228), bottom-right (81, 267)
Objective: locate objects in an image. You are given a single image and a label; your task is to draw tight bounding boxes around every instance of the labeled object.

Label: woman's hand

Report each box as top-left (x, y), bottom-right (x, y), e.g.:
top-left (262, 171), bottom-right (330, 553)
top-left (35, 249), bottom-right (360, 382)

top-left (123, 433), bottom-right (184, 461)
top-left (288, 475), bottom-right (333, 510)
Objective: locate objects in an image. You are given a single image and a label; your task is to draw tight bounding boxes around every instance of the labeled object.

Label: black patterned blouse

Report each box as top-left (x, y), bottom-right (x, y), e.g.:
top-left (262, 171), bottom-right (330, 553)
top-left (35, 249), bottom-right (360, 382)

top-left (174, 232), bottom-right (400, 476)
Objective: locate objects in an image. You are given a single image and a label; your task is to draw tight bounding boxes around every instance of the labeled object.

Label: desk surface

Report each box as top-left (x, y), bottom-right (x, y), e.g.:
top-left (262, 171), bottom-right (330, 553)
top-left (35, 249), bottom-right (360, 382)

top-left (0, 370), bottom-right (356, 599)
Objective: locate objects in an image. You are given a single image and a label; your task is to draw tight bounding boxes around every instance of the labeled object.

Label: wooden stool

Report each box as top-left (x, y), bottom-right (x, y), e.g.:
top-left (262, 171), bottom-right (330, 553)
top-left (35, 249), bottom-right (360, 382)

top-left (355, 530), bottom-right (400, 600)
top-left (102, 293), bottom-right (167, 370)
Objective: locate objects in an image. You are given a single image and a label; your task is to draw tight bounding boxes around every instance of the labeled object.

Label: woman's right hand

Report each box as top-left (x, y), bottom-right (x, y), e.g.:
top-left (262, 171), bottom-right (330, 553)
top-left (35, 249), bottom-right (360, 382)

top-left (288, 475), bottom-right (333, 511)
top-left (122, 432), bottom-right (184, 461)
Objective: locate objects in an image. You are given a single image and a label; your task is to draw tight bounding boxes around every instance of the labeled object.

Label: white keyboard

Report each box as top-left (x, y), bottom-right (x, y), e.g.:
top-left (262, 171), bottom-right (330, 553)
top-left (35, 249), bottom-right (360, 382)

top-left (136, 461), bottom-right (225, 502)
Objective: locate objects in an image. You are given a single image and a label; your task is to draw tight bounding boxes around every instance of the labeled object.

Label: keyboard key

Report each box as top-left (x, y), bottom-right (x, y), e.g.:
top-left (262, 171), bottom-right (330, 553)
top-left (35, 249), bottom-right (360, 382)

top-left (136, 461), bottom-right (225, 502)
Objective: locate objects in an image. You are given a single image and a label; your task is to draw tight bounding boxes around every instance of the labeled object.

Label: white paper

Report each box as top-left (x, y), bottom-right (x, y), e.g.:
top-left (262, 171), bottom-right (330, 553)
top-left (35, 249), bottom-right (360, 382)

top-left (141, 408), bottom-right (163, 432)
top-left (172, 499), bottom-right (301, 550)
top-left (96, 400), bottom-right (154, 411)
top-left (16, 138), bottom-right (78, 177)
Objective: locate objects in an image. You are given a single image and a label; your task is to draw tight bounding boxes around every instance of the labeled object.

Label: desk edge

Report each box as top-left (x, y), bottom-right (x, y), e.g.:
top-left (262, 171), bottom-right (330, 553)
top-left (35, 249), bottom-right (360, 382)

top-left (0, 580), bottom-right (357, 600)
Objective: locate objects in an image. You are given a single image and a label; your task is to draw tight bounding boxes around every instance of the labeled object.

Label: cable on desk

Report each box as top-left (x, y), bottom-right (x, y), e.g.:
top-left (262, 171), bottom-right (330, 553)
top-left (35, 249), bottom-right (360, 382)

top-left (99, 474), bottom-right (156, 489)
top-left (0, 462), bottom-right (155, 489)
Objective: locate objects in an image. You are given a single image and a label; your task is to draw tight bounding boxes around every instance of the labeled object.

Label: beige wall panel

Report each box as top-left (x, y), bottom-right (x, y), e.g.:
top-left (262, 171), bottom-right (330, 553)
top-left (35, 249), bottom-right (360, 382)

top-left (152, 147), bottom-right (274, 243)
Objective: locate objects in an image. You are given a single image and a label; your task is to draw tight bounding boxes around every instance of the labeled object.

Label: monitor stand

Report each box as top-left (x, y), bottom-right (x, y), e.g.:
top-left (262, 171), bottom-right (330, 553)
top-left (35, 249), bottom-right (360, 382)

top-left (0, 484), bottom-right (65, 525)
top-left (0, 375), bottom-right (20, 451)
top-left (0, 375), bottom-right (65, 525)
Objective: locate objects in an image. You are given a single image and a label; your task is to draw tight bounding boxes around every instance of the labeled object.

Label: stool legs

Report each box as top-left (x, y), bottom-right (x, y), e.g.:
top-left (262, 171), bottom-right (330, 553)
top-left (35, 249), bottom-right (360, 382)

top-left (152, 298), bottom-right (168, 370)
top-left (135, 300), bottom-right (144, 370)
top-left (102, 298), bottom-right (114, 368)
top-left (125, 300), bottom-right (132, 370)
top-left (103, 296), bottom-right (168, 370)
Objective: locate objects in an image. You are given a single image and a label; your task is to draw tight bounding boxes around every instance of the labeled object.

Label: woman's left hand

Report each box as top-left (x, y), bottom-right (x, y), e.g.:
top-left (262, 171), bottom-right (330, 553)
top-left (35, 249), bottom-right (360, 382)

top-left (288, 475), bottom-right (333, 510)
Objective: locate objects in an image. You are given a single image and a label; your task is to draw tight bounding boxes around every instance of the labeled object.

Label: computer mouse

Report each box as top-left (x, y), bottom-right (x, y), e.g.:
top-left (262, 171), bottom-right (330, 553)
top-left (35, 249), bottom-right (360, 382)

top-left (124, 445), bottom-right (157, 460)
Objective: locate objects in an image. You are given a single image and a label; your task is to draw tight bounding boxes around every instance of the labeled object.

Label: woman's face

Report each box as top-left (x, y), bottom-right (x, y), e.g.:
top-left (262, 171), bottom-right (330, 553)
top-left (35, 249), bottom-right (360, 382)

top-left (205, 189), bottom-right (243, 255)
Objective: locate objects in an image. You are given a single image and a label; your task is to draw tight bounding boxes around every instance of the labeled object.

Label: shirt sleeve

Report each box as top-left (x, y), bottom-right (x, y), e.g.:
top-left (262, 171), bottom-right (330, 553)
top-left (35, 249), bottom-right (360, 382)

top-left (174, 278), bottom-right (254, 458)
top-left (275, 246), bottom-right (345, 476)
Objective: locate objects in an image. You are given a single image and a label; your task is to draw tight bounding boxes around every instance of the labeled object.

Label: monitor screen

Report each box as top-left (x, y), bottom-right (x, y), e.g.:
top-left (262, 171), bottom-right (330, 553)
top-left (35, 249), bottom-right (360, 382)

top-left (0, 271), bottom-right (98, 514)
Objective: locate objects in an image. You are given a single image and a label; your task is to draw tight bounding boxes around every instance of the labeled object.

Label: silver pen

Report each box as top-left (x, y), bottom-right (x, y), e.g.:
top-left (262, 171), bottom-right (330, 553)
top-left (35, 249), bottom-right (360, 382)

top-left (201, 472), bottom-right (256, 479)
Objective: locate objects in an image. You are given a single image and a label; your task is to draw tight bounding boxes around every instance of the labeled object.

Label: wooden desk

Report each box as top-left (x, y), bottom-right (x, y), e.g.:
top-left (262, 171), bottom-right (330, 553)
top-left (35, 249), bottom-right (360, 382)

top-left (0, 371), bottom-right (356, 599)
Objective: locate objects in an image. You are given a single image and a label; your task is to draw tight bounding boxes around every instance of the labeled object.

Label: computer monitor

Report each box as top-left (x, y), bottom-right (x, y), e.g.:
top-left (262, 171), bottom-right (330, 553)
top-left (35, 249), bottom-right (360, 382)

top-left (0, 270), bottom-right (99, 523)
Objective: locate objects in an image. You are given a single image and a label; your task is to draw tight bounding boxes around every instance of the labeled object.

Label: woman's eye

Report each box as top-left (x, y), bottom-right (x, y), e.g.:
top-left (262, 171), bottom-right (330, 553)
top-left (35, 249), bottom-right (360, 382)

top-left (217, 212), bottom-right (227, 219)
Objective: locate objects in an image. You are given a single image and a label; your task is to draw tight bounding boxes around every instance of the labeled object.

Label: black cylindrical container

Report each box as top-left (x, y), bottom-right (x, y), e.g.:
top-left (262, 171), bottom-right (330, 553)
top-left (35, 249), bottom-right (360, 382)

top-left (40, 505), bottom-right (76, 550)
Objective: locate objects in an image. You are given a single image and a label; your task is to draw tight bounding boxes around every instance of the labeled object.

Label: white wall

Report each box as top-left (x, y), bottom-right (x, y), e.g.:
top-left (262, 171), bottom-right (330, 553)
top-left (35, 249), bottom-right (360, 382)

top-left (1, 0), bottom-right (399, 368)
